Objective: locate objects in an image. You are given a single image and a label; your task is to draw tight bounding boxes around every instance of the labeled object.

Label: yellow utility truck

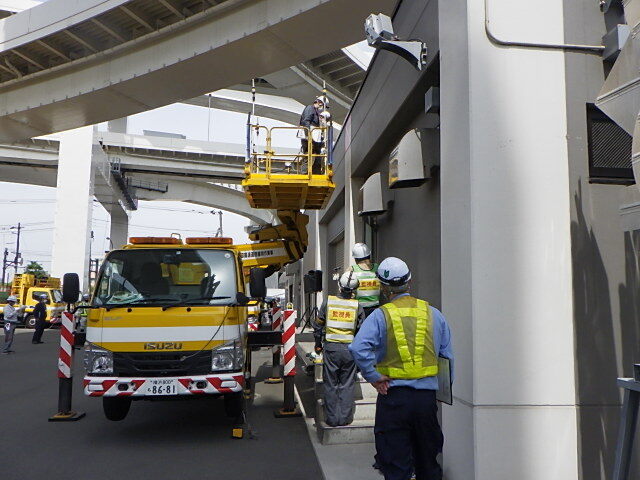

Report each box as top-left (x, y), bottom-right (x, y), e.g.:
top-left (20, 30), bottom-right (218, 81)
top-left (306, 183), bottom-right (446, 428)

top-left (0, 274), bottom-right (64, 328)
top-left (74, 236), bottom-right (294, 421)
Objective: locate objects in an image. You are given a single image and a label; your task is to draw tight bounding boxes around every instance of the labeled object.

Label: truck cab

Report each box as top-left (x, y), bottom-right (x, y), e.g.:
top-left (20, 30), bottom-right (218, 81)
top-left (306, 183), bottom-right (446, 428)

top-left (82, 236), bottom-right (261, 421)
top-left (22, 287), bottom-right (64, 328)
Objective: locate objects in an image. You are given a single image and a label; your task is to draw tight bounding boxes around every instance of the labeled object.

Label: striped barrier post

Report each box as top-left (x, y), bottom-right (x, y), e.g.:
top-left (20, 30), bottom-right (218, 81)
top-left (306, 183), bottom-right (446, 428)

top-left (266, 306), bottom-right (283, 384)
top-left (271, 306), bottom-right (283, 331)
top-left (49, 310), bottom-right (85, 421)
top-left (275, 305), bottom-right (301, 417)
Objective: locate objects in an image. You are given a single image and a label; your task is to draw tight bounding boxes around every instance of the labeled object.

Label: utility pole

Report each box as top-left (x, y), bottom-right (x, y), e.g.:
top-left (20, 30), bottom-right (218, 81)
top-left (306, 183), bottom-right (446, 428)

top-left (211, 210), bottom-right (224, 237)
top-left (1, 248), bottom-right (7, 291)
top-left (11, 222), bottom-right (21, 277)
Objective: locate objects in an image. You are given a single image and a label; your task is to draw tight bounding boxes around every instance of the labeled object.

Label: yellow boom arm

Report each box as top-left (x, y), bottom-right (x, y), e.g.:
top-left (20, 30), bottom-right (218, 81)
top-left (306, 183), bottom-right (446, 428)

top-left (238, 210), bottom-right (309, 276)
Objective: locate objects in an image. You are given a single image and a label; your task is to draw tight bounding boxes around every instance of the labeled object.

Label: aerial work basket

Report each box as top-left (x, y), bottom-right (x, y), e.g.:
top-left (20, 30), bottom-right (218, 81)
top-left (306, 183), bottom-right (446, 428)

top-left (242, 119), bottom-right (335, 211)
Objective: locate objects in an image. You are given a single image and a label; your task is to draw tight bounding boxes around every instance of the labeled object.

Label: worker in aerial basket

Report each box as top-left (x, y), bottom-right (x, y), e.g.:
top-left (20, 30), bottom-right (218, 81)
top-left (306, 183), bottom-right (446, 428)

top-left (349, 257), bottom-right (454, 480)
top-left (313, 271), bottom-right (365, 426)
top-left (298, 96), bottom-right (331, 174)
top-left (350, 243), bottom-right (380, 318)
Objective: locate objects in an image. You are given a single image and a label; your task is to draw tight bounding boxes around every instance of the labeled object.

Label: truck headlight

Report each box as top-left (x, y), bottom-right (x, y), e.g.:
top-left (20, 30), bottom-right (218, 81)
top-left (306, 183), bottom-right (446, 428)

top-left (84, 343), bottom-right (113, 375)
top-left (211, 340), bottom-right (243, 372)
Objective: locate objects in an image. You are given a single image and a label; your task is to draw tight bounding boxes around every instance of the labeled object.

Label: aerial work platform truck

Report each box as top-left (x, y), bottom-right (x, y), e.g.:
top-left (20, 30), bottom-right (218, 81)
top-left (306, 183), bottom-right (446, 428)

top-left (65, 89), bottom-right (335, 424)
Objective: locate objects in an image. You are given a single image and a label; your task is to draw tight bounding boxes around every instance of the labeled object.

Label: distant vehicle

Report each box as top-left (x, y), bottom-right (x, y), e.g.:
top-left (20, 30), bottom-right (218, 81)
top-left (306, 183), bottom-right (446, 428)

top-left (0, 274), bottom-right (64, 328)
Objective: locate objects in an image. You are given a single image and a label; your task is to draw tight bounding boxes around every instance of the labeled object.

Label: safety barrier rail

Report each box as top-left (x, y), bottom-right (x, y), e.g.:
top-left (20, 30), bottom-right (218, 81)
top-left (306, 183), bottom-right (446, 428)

top-left (245, 123), bottom-right (334, 179)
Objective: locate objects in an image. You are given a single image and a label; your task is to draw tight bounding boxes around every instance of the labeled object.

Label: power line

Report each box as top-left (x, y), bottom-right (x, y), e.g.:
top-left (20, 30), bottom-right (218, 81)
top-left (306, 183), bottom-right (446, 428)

top-left (0, 199), bottom-right (55, 204)
top-left (0, 221), bottom-right (53, 227)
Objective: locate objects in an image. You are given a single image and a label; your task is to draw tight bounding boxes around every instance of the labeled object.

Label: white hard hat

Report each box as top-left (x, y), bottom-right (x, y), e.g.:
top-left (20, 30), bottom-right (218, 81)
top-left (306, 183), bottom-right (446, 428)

top-left (377, 257), bottom-right (411, 286)
top-left (316, 96), bottom-right (329, 107)
top-left (352, 243), bottom-right (371, 260)
top-left (82, 294), bottom-right (90, 302)
top-left (6, 295), bottom-right (17, 302)
top-left (338, 271), bottom-right (359, 291)
top-left (39, 294), bottom-right (47, 300)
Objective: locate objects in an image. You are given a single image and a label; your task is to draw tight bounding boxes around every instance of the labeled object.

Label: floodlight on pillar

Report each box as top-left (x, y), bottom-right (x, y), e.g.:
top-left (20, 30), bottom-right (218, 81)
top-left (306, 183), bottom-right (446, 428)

top-left (365, 13), bottom-right (427, 71)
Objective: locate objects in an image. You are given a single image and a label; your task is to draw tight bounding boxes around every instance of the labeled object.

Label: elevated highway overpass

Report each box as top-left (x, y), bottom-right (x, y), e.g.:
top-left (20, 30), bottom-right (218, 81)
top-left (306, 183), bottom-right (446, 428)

top-left (0, 0), bottom-right (395, 141)
top-left (0, 131), bottom-right (278, 225)
top-left (0, 127), bottom-right (282, 286)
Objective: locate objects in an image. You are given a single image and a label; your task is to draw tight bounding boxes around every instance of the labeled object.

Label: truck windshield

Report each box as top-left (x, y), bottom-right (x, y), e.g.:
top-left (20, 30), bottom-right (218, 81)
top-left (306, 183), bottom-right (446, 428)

top-left (94, 249), bottom-right (237, 307)
top-left (52, 290), bottom-right (62, 303)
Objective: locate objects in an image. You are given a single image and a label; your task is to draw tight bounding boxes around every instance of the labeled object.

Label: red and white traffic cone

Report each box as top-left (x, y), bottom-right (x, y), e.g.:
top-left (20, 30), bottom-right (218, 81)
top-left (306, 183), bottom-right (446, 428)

top-left (275, 305), bottom-right (301, 418)
top-left (266, 306), bottom-right (283, 384)
top-left (49, 310), bottom-right (85, 421)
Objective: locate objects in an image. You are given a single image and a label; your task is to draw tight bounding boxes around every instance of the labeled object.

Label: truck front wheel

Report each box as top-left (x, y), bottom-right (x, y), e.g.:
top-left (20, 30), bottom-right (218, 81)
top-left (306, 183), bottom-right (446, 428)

top-left (103, 397), bottom-right (131, 421)
top-left (224, 392), bottom-right (244, 418)
top-left (24, 315), bottom-right (36, 329)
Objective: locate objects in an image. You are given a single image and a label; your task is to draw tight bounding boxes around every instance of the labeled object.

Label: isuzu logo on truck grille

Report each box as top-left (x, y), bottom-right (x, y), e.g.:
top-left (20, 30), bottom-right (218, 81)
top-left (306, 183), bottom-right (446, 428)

top-left (144, 342), bottom-right (183, 350)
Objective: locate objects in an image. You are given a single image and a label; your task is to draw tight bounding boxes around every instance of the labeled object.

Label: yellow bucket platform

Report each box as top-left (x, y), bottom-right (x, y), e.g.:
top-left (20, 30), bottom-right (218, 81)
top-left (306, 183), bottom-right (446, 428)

top-left (243, 172), bottom-right (334, 210)
top-left (243, 125), bottom-right (335, 211)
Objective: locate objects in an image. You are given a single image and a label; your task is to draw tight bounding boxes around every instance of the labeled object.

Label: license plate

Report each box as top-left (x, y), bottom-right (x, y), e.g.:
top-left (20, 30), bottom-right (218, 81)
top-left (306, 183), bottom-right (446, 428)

top-left (146, 379), bottom-right (178, 396)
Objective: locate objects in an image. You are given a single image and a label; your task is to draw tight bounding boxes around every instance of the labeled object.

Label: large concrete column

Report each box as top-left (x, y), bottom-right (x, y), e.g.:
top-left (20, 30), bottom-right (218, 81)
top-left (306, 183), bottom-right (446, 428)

top-left (51, 126), bottom-right (95, 290)
top-left (108, 204), bottom-right (129, 250)
top-left (343, 118), bottom-right (357, 269)
top-left (439, 0), bottom-right (578, 478)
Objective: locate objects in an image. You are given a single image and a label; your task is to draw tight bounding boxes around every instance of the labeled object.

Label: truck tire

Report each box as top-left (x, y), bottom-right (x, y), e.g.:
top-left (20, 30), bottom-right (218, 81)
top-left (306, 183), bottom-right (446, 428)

top-left (224, 392), bottom-right (244, 418)
top-left (103, 397), bottom-right (132, 421)
top-left (24, 315), bottom-right (36, 329)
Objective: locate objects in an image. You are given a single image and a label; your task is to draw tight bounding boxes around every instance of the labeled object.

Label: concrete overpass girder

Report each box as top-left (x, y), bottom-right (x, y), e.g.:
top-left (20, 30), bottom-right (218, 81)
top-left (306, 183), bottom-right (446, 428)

top-left (0, 0), bottom-right (397, 142)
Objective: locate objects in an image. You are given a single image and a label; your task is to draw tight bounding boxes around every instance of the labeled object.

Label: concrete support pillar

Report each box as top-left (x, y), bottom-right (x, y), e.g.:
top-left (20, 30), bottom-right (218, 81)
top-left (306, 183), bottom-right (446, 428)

top-left (51, 126), bottom-right (95, 291)
top-left (343, 118), bottom-right (356, 269)
top-left (439, 0), bottom-right (578, 478)
top-left (108, 204), bottom-right (129, 250)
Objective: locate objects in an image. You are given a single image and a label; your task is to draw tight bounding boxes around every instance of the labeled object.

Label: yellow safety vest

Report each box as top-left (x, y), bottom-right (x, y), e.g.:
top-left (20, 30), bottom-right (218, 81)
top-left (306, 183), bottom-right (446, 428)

top-left (78, 301), bottom-right (89, 318)
top-left (325, 295), bottom-right (359, 343)
top-left (377, 296), bottom-right (438, 379)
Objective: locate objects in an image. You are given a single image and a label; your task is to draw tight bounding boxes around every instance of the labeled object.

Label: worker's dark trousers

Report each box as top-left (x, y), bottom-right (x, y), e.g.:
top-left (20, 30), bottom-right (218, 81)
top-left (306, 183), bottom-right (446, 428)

top-left (375, 387), bottom-right (443, 480)
top-left (323, 342), bottom-right (356, 426)
top-left (32, 317), bottom-right (46, 343)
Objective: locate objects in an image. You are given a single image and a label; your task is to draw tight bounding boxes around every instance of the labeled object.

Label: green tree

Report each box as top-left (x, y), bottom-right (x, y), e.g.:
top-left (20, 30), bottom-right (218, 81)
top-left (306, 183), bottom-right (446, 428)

top-left (24, 261), bottom-right (49, 279)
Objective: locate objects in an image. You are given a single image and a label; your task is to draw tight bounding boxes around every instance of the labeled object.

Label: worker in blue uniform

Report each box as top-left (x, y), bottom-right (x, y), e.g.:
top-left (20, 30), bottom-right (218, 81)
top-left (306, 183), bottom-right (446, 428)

top-left (349, 257), bottom-right (454, 480)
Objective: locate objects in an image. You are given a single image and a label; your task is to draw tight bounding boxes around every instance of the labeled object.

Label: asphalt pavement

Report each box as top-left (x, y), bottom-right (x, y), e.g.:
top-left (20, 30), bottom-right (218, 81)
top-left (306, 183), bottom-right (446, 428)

top-left (1, 329), bottom-right (324, 480)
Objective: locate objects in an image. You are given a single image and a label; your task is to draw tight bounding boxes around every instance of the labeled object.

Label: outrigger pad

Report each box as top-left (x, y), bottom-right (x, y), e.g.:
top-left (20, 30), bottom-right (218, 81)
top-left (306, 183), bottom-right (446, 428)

top-left (274, 408), bottom-right (302, 418)
top-left (232, 427), bottom-right (244, 439)
top-left (265, 377), bottom-right (284, 384)
top-left (48, 411), bottom-right (86, 422)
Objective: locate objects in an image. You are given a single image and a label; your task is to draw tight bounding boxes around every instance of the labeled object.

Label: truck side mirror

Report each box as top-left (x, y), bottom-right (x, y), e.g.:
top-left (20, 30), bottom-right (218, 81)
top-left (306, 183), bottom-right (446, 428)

top-left (62, 273), bottom-right (80, 304)
top-left (249, 268), bottom-right (267, 299)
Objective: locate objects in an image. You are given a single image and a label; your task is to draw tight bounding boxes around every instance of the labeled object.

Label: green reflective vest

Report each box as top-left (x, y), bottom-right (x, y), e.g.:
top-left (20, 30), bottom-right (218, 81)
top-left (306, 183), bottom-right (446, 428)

top-left (352, 263), bottom-right (380, 308)
top-left (78, 301), bottom-right (89, 318)
top-left (325, 295), bottom-right (359, 343)
top-left (377, 296), bottom-right (438, 379)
